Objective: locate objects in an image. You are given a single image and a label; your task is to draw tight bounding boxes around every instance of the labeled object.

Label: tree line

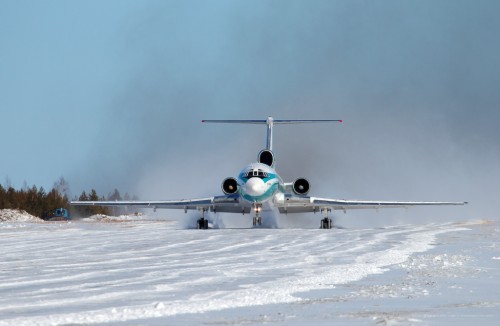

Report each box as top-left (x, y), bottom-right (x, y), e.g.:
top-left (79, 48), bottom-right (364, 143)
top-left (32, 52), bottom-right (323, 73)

top-left (0, 178), bottom-right (136, 218)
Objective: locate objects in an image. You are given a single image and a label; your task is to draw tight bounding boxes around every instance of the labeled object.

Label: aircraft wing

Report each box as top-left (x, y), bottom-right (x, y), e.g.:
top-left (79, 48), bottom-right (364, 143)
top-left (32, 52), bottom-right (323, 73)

top-left (71, 194), bottom-right (467, 215)
top-left (70, 194), bottom-right (251, 214)
top-left (277, 194), bottom-right (468, 214)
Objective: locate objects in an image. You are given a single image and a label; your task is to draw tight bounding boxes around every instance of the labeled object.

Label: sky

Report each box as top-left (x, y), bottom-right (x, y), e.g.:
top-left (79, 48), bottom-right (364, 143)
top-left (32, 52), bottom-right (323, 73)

top-left (1, 0), bottom-right (499, 223)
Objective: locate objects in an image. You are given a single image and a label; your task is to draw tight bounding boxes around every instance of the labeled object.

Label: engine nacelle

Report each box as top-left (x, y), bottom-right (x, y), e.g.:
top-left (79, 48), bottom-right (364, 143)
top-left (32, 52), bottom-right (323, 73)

top-left (258, 149), bottom-right (275, 167)
top-left (222, 177), bottom-right (238, 194)
top-left (293, 178), bottom-right (310, 195)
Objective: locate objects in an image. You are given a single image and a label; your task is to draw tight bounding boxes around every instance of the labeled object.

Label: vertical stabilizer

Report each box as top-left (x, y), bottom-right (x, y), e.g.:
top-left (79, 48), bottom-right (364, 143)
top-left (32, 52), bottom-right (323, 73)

top-left (265, 116), bottom-right (274, 150)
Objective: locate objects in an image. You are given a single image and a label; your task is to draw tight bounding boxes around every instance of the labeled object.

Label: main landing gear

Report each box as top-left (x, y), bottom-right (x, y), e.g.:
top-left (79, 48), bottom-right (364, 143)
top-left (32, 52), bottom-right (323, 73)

top-left (197, 208), bottom-right (209, 229)
top-left (252, 204), bottom-right (262, 226)
top-left (320, 208), bottom-right (333, 229)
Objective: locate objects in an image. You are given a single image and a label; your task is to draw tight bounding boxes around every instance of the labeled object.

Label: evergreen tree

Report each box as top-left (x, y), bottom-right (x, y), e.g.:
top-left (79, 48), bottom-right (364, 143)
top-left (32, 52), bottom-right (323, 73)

top-left (37, 187), bottom-right (48, 216)
top-left (89, 189), bottom-right (99, 201)
top-left (79, 191), bottom-right (89, 201)
top-left (0, 184), bottom-right (6, 208)
top-left (0, 181), bottom-right (111, 218)
top-left (46, 189), bottom-right (67, 211)
top-left (73, 191), bottom-right (90, 217)
top-left (105, 189), bottom-right (124, 215)
top-left (71, 189), bottom-right (110, 217)
top-left (6, 187), bottom-right (16, 209)
top-left (88, 189), bottom-right (109, 215)
top-left (107, 189), bottom-right (122, 201)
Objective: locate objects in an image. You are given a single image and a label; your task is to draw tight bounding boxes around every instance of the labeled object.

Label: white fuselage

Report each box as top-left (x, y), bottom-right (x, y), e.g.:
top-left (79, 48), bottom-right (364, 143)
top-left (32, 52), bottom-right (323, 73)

top-left (237, 163), bottom-right (283, 207)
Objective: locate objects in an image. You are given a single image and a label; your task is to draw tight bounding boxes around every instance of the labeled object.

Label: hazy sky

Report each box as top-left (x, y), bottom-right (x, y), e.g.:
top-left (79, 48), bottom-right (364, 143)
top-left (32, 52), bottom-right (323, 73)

top-left (1, 0), bottom-right (499, 222)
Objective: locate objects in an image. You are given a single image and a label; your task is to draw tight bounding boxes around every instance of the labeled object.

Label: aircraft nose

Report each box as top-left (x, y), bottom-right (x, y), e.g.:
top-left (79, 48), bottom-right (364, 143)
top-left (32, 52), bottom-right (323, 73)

top-left (244, 177), bottom-right (266, 196)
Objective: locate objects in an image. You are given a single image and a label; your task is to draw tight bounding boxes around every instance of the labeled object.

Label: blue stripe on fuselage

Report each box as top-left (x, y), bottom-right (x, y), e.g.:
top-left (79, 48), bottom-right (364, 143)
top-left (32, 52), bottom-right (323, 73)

top-left (241, 179), bottom-right (279, 202)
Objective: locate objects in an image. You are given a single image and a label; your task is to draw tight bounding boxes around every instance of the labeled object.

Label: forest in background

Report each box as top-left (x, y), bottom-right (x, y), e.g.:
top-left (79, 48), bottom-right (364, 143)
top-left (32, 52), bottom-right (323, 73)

top-left (0, 177), bottom-right (136, 218)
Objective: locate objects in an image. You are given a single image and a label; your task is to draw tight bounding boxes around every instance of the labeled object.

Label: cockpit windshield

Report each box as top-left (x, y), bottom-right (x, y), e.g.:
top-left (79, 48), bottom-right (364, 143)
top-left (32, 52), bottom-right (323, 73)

top-left (242, 169), bottom-right (269, 179)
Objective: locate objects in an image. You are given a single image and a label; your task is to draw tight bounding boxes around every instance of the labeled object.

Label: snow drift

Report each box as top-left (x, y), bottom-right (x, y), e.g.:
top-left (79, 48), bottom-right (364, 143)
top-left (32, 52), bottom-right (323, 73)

top-left (0, 209), bottom-right (43, 222)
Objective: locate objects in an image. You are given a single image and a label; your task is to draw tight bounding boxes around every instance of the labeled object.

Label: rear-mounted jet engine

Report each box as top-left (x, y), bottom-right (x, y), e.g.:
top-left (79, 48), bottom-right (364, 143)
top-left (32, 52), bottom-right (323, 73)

top-left (258, 149), bottom-right (274, 167)
top-left (293, 178), bottom-right (310, 195)
top-left (222, 177), bottom-right (238, 194)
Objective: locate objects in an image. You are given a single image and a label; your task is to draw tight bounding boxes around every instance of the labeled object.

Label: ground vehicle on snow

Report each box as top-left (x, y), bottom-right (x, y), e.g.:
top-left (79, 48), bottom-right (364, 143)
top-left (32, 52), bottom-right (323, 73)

top-left (41, 208), bottom-right (70, 221)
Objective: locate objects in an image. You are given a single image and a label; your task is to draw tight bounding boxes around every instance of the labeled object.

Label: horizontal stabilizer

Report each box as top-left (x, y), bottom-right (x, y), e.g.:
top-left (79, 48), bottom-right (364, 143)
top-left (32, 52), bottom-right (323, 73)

top-left (202, 117), bottom-right (342, 151)
top-left (202, 119), bottom-right (343, 124)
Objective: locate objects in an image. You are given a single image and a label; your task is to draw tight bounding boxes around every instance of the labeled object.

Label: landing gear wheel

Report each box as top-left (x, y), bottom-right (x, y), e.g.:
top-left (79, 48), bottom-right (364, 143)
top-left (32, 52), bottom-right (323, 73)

top-left (320, 217), bottom-right (332, 229)
top-left (197, 218), bottom-right (209, 229)
top-left (252, 217), bottom-right (262, 226)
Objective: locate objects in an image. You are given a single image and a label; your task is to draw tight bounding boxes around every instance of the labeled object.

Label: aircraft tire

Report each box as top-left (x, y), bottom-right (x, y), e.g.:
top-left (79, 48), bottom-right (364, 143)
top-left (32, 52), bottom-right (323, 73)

top-left (197, 218), bottom-right (208, 230)
top-left (252, 217), bottom-right (262, 226)
top-left (321, 218), bottom-right (332, 229)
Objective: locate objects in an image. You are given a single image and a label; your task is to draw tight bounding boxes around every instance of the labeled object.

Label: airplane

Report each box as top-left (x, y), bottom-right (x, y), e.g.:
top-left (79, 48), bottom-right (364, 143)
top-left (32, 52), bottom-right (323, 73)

top-left (71, 117), bottom-right (467, 229)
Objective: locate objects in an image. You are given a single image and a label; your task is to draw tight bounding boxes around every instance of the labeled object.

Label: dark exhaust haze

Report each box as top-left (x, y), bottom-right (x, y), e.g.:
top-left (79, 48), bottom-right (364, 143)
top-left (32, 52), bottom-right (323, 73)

top-left (71, 1), bottom-right (500, 227)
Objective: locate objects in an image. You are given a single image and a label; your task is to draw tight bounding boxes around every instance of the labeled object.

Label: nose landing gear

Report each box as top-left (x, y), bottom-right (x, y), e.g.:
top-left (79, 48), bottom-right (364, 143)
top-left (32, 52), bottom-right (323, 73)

top-left (252, 204), bottom-right (262, 226)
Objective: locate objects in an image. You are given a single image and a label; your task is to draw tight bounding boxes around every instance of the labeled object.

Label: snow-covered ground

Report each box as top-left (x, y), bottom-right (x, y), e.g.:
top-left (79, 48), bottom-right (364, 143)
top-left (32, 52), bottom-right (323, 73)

top-left (0, 210), bottom-right (498, 325)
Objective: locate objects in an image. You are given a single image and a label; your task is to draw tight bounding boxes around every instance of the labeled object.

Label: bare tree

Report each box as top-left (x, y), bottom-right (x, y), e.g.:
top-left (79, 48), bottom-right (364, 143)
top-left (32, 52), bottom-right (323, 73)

top-left (53, 176), bottom-right (70, 197)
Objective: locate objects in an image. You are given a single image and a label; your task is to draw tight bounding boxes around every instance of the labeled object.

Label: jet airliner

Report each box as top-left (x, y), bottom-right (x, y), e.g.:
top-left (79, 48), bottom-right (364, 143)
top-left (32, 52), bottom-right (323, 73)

top-left (71, 117), bottom-right (467, 229)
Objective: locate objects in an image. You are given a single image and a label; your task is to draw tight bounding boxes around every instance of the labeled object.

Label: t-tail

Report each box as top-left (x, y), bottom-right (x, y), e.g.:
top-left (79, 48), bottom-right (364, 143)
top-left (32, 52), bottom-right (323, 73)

top-left (202, 117), bottom-right (343, 167)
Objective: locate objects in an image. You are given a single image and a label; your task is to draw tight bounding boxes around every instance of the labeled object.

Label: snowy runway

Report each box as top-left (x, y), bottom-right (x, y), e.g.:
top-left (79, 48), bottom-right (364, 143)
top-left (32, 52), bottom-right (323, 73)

top-left (0, 217), bottom-right (498, 325)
